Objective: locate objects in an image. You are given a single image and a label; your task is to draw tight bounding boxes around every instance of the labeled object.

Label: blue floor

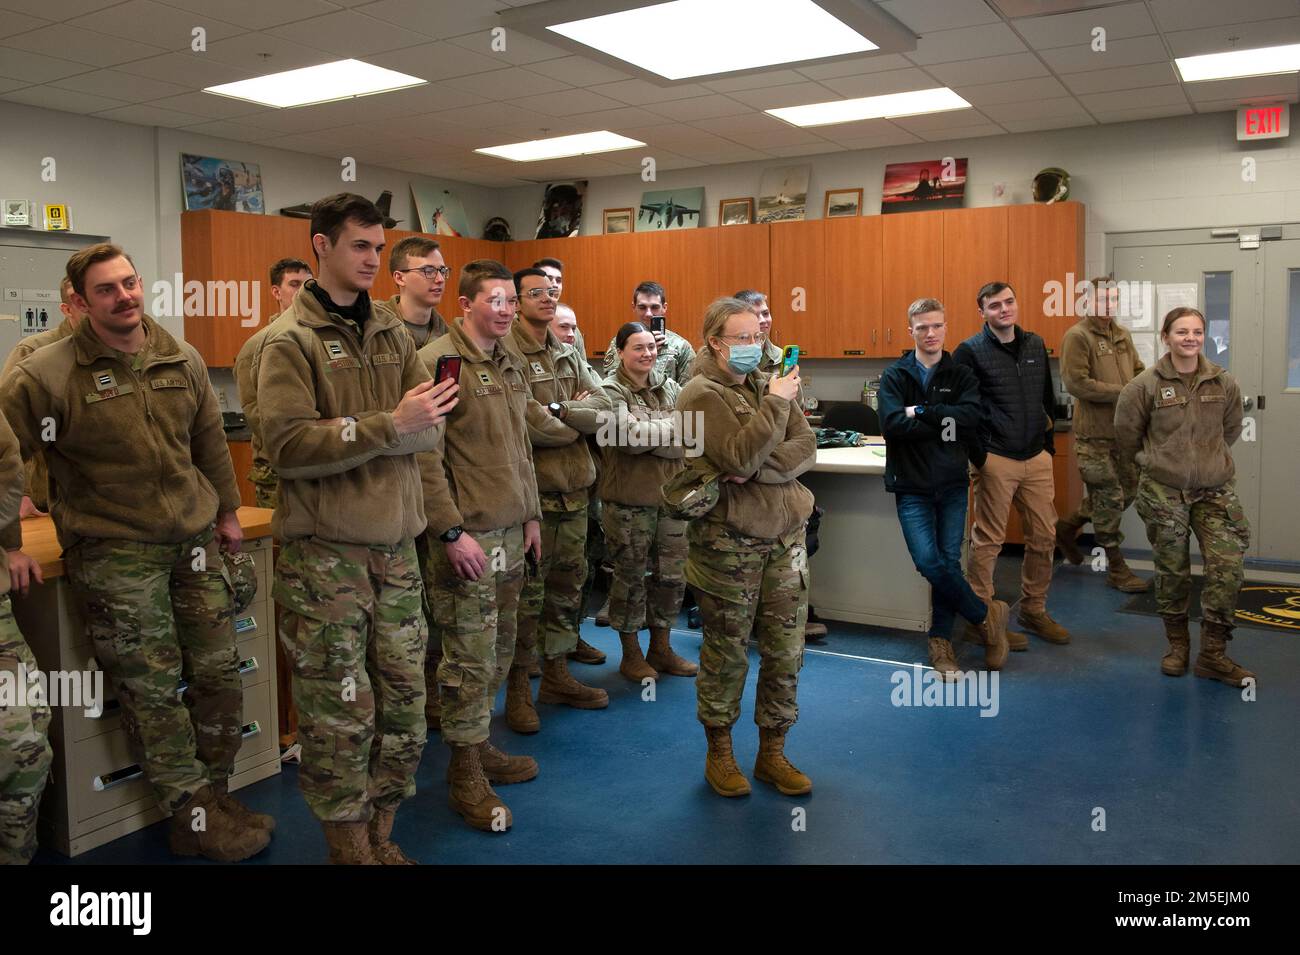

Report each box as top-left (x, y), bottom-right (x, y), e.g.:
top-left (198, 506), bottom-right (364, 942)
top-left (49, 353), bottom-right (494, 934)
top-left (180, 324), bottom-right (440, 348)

top-left (38, 553), bottom-right (1299, 865)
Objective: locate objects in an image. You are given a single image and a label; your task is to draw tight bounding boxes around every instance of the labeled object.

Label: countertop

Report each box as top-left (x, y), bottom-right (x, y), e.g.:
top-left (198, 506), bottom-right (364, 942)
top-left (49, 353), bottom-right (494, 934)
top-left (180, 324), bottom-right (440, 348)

top-left (16, 506), bottom-right (274, 579)
top-left (811, 443), bottom-right (887, 475)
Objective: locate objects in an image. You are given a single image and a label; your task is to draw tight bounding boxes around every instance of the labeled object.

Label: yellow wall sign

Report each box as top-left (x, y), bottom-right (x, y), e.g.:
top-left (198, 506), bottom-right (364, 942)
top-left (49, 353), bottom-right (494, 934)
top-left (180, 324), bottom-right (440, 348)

top-left (44, 204), bottom-right (68, 231)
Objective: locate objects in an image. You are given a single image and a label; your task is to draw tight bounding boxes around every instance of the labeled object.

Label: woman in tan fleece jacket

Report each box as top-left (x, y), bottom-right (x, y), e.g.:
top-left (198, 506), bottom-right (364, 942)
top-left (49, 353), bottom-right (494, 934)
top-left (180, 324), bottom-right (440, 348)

top-left (1114, 306), bottom-right (1253, 687)
top-left (676, 297), bottom-right (815, 799)
top-left (598, 322), bottom-right (695, 681)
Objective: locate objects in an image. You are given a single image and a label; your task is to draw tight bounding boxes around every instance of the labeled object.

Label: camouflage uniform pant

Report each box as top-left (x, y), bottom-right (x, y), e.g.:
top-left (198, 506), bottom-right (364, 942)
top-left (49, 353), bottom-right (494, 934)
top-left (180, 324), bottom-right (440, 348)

top-left (249, 462), bottom-right (278, 511)
top-left (1072, 436), bottom-right (1138, 548)
top-left (1134, 474), bottom-right (1250, 629)
top-left (63, 527), bottom-right (241, 813)
top-left (414, 534), bottom-right (443, 706)
top-left (275, 537), bottom-right (426, 823)
top-left (0, 598), bottom-right (52, 865)
top-left (602, 502), bottom-right (686, 633)
top-left (432, 524), bottom-right (525, 746)
top-left (580, 497), bottom-right (606, 617)
top-left (687, 521), bottom-right (807, 730)
top-left (516, 498), bottom-right (588, 668)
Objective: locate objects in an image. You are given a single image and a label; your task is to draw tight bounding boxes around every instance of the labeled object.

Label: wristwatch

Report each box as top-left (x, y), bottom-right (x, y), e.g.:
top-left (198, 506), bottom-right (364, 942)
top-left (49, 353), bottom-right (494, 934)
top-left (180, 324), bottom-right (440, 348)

top-left (547, 401), bottom-right (566, 420)
top-left (439, 525), bottom-right (463, 543)
top-left (914, 404), bottom-right (926, 417)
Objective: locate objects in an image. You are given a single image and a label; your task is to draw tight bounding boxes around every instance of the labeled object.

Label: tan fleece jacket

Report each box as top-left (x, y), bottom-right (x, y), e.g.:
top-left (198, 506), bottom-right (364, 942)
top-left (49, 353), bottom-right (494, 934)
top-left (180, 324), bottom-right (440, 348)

top-left (1, 318), bottom-right (76, 511)
top-left (676, 349), bottom-right (816, 540)
top-left (1060, 316), bottom-right (1145, 440)
top-left (598, 364), bottom-right (686, 507)
top-left (1115, 353), bottom-right (1243, 491)
top-left (0, 412), bottom-right (26, 593)
top-left (0, 314), bottom-right (239, 550)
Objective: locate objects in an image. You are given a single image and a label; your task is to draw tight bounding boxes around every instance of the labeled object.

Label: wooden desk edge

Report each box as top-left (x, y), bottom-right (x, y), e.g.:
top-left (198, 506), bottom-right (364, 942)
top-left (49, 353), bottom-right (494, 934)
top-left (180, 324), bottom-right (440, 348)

top-left (19, 506), bottom-right (275, 579)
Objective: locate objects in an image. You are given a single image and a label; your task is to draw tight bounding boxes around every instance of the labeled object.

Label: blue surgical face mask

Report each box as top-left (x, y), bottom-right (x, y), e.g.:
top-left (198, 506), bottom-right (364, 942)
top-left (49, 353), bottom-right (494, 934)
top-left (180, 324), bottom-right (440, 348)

top-left (726, 343), bottom-right (762, 375)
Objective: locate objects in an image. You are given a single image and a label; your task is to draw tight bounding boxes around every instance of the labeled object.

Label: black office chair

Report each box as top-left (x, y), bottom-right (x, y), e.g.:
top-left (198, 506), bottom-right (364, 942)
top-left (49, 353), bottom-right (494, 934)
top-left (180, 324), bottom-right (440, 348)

top-left (821, 401), bottom-right (880, 435)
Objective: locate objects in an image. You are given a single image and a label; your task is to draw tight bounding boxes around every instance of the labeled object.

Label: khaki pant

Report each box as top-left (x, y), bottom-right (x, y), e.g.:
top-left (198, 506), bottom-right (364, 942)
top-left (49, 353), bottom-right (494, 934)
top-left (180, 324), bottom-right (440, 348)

top-left (967, 450), bottom-right (1057, 614)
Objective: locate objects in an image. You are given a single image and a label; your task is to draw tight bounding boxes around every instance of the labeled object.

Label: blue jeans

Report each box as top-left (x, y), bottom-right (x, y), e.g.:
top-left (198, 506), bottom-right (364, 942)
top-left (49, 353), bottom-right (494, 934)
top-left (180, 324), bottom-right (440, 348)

top-left (895, 487), bottom-right (988, 639)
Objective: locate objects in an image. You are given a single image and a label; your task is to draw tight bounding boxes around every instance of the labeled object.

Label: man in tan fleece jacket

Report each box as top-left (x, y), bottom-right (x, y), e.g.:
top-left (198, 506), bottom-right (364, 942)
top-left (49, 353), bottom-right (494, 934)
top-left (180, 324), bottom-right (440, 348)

top-left (418, 259), bottom-right (543, 832)
top-left (0, 243), bottom-right (270, 863)
top-left (255, 194), bottom-right (458, 864)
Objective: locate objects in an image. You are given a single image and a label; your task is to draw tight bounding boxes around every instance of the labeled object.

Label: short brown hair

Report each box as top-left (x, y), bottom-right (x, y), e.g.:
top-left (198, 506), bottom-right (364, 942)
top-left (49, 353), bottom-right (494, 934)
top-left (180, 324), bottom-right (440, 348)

top-left (907, 297), bottom-right (944, 325)
top-left (270, 257), bottom-right (311, 287)
top-left (66, 243), bottom-right (135, 297)
top-left (389, 235), bottom-right (440, 273)
top-left (458, 259), bottom-right (514, 301)
top-left (58, 276), bottom-right (73, 305)
top-left (1161, 306), bottom-right (1206, 337)
top-left (309, 193), bottom-right (384, 261)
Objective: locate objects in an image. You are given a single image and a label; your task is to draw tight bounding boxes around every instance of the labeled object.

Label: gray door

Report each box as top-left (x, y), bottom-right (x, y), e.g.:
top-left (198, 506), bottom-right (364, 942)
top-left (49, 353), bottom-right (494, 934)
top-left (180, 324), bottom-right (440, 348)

top-left (1111, 233), bottom-right (1264, 561)
top-left (1258, 238), bottom-right (1300, 562)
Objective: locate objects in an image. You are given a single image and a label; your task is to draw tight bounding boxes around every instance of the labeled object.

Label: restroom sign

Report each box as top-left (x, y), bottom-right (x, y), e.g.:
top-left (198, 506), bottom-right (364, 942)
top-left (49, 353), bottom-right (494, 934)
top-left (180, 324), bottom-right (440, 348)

top-left (1237, 104), bottom-right (1289, 141)
top-left (43, 204), bottom-right (69, 230)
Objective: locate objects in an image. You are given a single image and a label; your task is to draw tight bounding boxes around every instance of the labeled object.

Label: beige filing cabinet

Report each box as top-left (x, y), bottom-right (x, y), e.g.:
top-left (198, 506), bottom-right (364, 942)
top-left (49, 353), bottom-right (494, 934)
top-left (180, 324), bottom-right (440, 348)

top-left (11, 508), bottom-right (281, 857)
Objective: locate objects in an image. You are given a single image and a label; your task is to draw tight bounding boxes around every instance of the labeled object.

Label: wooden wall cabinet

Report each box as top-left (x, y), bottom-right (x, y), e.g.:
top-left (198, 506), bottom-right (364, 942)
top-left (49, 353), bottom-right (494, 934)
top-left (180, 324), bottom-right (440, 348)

top-left (823, 216), bottom-right (882, 358)
top-left (943, 206), bottom-right (1008, 348)
top-left (881, 210), bottom-right (944, 361)
top-left (1008, 202), bottom-right (1086, 354)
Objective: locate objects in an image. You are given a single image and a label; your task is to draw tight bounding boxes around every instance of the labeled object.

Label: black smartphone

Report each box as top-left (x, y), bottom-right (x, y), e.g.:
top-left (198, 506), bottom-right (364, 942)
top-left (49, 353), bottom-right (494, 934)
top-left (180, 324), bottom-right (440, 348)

top-left (651, 315), bottom-right (666, 335)
top-left (781, 344), bottom-right (800, 375)
top-left (525, 551), bottom-right (538, 578)
top-left (434, 354), bottom-right (462, 385)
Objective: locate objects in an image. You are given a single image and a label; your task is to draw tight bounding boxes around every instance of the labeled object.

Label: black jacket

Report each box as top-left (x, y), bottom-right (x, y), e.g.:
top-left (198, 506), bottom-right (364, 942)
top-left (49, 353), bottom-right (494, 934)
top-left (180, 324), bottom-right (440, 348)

top-left (879, 351), bottom-right (982, 495)
top-left (952, 323), bottom-right (1056, 463)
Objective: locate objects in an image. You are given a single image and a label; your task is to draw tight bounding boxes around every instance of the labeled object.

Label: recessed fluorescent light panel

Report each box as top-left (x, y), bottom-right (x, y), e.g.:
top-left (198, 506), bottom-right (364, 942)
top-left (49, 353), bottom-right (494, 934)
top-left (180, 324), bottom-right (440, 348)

top-left (477, 131), bottom-right (646, 162)
top-left (205, 59), bottom-right (425, 108)
top-left (767, 87), bottom-right (972, 127)
top-left (1176, 43), bottom-right (1300, 82)
top-left (547, 0), bottom-right (878, 81)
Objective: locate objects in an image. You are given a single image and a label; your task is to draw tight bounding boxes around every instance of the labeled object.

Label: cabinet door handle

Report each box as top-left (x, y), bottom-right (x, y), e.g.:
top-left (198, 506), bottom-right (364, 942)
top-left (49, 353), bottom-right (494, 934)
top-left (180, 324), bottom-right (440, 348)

top-left (93, 764), bottom-right (144, 792)
top-left (886, 328), bottom-right (892, 344)
top-left (872, 329), bottom-right (877, 345)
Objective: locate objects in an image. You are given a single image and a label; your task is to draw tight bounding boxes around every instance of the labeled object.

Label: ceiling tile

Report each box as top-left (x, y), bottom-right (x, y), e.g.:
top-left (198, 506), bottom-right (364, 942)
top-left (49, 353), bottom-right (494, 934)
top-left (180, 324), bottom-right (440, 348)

top-left (352, 0), bottom-right (503, 39)
top-left (795, 53), bottom-right (915, 80)
top-left (1163, 17), bottom-right (1300, 58)
top-left (147, 91), bottom-right (271, 118)
top-left (588, 78), bottom-right (711, 106)
top-left (368, 40), bottom-right (512, 81)
top-left (927, 53), bottom-right (1049, 86)
top-left (445, 28), bottom-right (569, 66)
top-left (526, 55), bottom-right (630, 86)
top-left (1148, 0), bottom-right (1299, 32)
top-left (1183, 75), bottom-right (1300, 104)
top-left (763, 141), bottom-right (847, 158)
top-left (915, 123), bottom-right (1005, 142)
top-left (1194, 96), bottom-right (1297, 114)
top-left (114, 52), bottom-right (254, 87)
top-left (93, 102), bottom-right (211, 126)
top-left (726, 81), bottom-right (836, 110)
top-left (1039, 35), bottom-right (1170, 73)
top-left (440, 66), bottom-right (570, 100)
top-left (358, 82), bottom-right (492, 116)
top-left (961, 76), bottom-right (1070, 107)
top-left (981, 96), bottom-right (1092, 121)
top-left (907, 23), bottom-right (1028, 65)
top-left (1, 23), bottom-right (166, 67)
top-left (1090, 103), bottom-right (1194, 124)
top-left (1, 84), bottom-right (129, 113)
top-left (878, 0), bottom-right (1002, 33)
top-left (820, 67), bottom-right (938, 99)
top-left (1000, 115), bottom-right (1096, 133)
top-left (1079, 85), bottom-right (1189, 111)
top-left (641, 93), bottom-right (751, 122)
top-left (72, 0), bottom-right (245, 49)
top-left (0, 0), bottom-right (115, 19)
top-left (1060, 62), bottom-right (1180, 95)
top-left (559, 105), bottom-right (676, 130)
top-left (820, 125), bottom-right (922, 149)
top-left (892, 107), bottom-right (1000, 131)
top-left (200, 31), bottom-right (336, 73)
top-left (692, 111), bottom-right (822, 139)
top-left (507, 87), bottom-right (628, 116)
top-left (0, 76), bottom-right (29, 93)
top-left (51, 69), bottom-right (191, 102)
top-left (0, 46), bottom-right (92, 83)
top-left (702, 69), bottom-right (807, 93)
top-left (1013, 2), bottom-right (1157, 51)
top-left (159, 0), bottom-right (341, 31)
top-left (0, 9), bottom-right (49, 38)
top-left (178, 118), bottom-right (287, 140)
top-left (263, 10), bottom-right (435, 56)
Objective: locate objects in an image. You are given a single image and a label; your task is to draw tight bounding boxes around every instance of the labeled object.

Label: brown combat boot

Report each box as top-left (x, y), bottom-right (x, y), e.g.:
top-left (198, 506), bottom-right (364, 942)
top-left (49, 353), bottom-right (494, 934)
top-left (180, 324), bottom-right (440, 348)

top-left (704, 726), bottom-right (751, 797)
top-left (567, 636), bottom-right (606, 665)
top-left (1194, 621), bottom-right (1256, 687)
top-left (964, 619), bottom-right (1028, 651)
top-left (321, 821), bottom-right (379, 865)
top-left (804, 620), bottom-right (828, 639)
top-left (753, 726), bottom-right (812, 796)
top-left (505, 665), bottom-right (540, 734)
top-left (1105, 547), bottom-right (1150, 593)
top-left (368, 806), bottom-right (416, 865)
top-left (618, 631), bottom-right (658, 682)
top-left (1018, 607), bottom-right (1071, 645)
top-left (978, 599), bottom-right (1011, 670)
top-left (169, 785), bottom-right (271, 862)
top-left (927, 637), bottom-right (960, 682)
top-left (425, 677), bottom-right (441, 732)
top-left (538, 654), bottom-right (609, 709)
top-left (1161, 615), bottom-right (1190, 677)
top-left (595, 596), bottom-right (612, 627)
top-left (646, 626), bottom-right (698, 677)
top-left (211, 777), bottom-right (276, 831)
top-left (478, 740), bottom-right (539, 784)
top-left (1056, 514), bottom-right (1085, 564)
top-left (447, 742), bottom-right (512, 832)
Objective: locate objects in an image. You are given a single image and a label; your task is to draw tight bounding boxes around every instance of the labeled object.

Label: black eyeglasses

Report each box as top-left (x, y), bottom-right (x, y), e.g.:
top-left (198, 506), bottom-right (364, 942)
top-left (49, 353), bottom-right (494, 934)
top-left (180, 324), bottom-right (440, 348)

top-left (396, 266), bottom-right (450, 280)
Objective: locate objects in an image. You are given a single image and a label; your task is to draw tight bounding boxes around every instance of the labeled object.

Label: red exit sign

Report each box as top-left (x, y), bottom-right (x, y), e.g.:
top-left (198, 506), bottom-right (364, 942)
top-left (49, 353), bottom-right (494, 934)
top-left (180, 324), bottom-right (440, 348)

top-left (1237, 104), bottom-right (1290, 141)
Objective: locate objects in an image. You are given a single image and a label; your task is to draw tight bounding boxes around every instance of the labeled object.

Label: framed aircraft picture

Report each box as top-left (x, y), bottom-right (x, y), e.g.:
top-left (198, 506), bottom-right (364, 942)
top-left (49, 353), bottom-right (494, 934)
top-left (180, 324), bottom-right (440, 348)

top-left (636, 187), bottom-right (704, 231)
top-left (603, 208), bottom-right (634, 234)
top-left (718, 197), bottom-right (754, 226)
